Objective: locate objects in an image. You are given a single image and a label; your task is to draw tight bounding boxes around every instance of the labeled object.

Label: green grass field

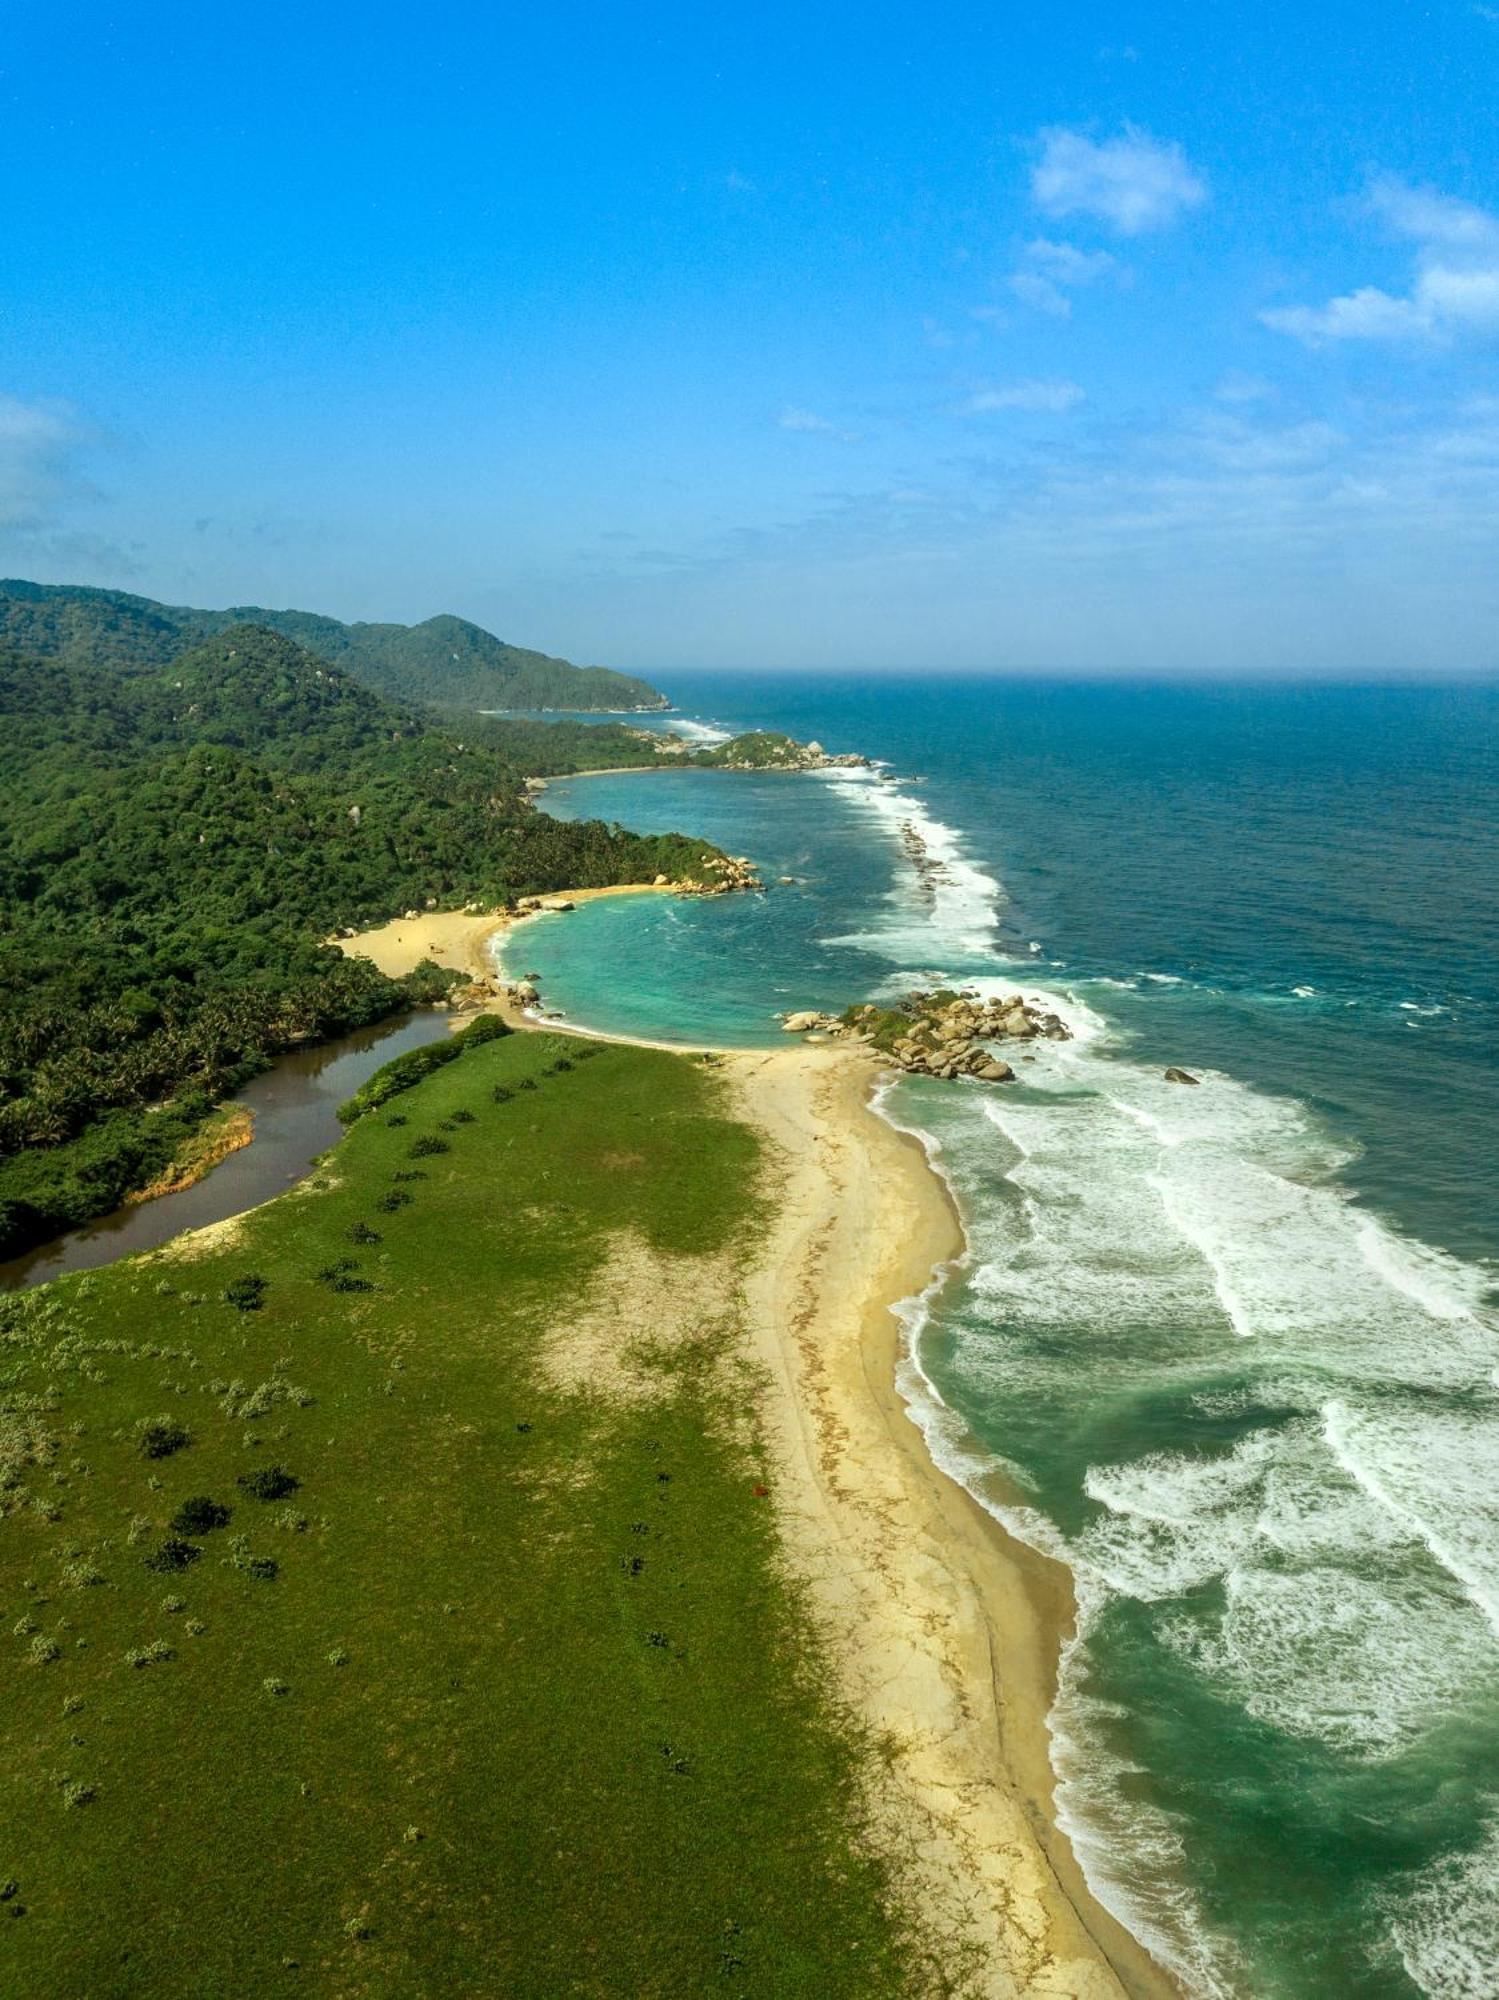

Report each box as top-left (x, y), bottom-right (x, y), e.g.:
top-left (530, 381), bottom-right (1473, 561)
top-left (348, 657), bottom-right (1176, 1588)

top-left (0, 1030), bottom-right (955, 1997)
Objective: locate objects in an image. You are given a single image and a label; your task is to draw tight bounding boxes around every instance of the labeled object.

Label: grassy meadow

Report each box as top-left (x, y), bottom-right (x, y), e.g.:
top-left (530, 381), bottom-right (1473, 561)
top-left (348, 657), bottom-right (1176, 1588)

top-left (0, 1028), bottom-right (954, 1997)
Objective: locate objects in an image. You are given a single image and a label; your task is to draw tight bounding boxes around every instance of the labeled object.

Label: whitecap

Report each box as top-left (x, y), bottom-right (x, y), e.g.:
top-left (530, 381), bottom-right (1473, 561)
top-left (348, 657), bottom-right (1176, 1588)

top-left (1383, 1811), bottom-right (1499, 1999)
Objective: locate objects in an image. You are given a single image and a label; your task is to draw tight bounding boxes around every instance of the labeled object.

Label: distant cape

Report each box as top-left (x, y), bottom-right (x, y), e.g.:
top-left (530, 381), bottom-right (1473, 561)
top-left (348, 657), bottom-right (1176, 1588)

top-left (0, 578), bottom-right (668, 714)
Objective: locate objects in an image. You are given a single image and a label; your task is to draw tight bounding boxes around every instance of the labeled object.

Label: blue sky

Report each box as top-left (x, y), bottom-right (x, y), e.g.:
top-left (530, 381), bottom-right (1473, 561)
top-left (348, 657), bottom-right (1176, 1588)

top-left (3, 0), bottom-right (1497, 674)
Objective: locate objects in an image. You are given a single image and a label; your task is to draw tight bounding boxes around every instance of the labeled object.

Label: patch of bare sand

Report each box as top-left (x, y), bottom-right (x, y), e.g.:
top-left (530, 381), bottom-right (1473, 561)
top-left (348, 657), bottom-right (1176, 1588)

top-left (536, 1233), bottom-right (735, 1402)
top-left (726, 1044), bottom-right (1178, 2000)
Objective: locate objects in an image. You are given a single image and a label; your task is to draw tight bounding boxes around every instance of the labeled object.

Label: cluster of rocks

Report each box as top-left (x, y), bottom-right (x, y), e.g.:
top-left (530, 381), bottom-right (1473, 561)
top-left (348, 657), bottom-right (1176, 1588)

top-left (683, 853), bottom-right (762, 895)
top-left (898, 819), bottom-right (950, 899)
top-left (779, 988), bottom-right (1074, 1085)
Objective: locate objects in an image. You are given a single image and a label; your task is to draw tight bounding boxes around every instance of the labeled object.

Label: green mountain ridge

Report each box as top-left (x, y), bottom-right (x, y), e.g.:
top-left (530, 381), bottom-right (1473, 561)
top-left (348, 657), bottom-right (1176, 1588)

top-left (0, 579), bottom-right (668, 713)
top-left (0, 620), bottom-right (708, 1259)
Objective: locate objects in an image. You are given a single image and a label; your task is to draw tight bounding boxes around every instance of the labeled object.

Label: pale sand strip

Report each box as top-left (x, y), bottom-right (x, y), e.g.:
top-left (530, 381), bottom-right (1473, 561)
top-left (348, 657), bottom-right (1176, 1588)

top-left (337, 907), bottom-right (1175, 1995)
top-left (333, 885), bottom-right (667, 988)
top-left (732, 1044), bottom-right (1176, 1999)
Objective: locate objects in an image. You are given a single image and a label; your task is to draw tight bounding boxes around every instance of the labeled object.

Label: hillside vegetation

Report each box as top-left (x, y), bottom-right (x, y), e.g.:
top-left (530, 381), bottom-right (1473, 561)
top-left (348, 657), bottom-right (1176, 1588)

top-left (0, 579), bottom-right (666, 713)
top-left (0, 623), bottom-right (709, 1259)
top-left (0, 1031), bottom-right (949, 1996)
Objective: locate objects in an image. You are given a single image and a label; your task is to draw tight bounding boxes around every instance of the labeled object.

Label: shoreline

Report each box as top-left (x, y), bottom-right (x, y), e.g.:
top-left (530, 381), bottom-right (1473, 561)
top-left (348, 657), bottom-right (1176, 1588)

top-left (734, 1047), bottom-right (1175, 1999)
top-left (337, 903), bottom-right (1176, 1995)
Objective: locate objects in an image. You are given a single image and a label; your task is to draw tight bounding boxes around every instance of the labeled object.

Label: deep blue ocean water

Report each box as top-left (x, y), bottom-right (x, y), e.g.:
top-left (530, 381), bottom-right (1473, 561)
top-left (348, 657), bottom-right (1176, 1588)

top-left (507, 677), bottom-right (1499, 1999)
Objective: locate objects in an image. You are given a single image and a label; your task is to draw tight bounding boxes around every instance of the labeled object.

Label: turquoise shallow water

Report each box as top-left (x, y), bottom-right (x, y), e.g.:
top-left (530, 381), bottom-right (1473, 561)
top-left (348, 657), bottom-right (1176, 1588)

top-left (509, 679), bottom-right (1499, 1998)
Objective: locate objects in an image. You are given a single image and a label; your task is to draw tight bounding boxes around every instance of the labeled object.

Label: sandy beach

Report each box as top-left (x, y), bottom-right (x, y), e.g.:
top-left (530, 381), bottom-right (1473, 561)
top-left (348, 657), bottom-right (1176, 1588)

top-left (734, 1047), bottom-right (1175, 1999)
top-left (333, 884), bottom-right (670, 990)
top-left (337, 905), bottom-right (1172, 1995)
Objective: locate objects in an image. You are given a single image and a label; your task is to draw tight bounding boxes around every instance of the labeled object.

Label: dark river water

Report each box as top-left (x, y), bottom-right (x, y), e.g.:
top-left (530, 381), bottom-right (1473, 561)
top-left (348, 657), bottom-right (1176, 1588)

top-left (0, 1009), bottom-right (453, 1292)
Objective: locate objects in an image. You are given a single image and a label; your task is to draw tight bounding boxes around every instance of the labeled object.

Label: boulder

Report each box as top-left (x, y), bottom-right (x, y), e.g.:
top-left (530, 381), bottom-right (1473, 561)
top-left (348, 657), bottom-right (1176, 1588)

top-left (1164, 1067), bottom-right (1201, 1086)
top-left (781, 1011), bottom-right (824, 1033)
top-left (653, 873), bottom-right (670, 885)
top-left (975, 1058), bottom-right (1015, 1082)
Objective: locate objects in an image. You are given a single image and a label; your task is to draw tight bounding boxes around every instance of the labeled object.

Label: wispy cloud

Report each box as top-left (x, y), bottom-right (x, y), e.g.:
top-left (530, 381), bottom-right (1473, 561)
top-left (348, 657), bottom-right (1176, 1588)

top-left (1009, 237), bottom-right (1117, 316)
top-left (777, 406), bottom-right (862, 443)
top-left (1262, 177), bottom-right (1499, 345)
top-left (0, 393), bottom-right (92, 528)
top-left (964, 378), bottom-right (1085, 414)
top-left (1030, 124), bottom-right (1207, 235)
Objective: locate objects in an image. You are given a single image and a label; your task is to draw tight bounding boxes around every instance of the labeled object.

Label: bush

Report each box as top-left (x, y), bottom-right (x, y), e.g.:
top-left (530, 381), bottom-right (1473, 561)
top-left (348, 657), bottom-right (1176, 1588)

top-left (377, 1189), bottom-right (412, 1213)
top-left (225, 1274), bottom-right (268, 1312)
top-left (170, 1496), bottom-right (230, 1536)
top-left (407, 1136), bottom-right (449, 1159)
top-left (337, 1039), bottom-right (463, 1124)
top-left (238, 1465), bottom-right (299, 1502)
top-left (450, 1108), bottom-right (476, 1125)
top-left (491, 1085), bottom-right (513, 1104)
top-left (137, 1418), bottom-right (190, 1461)
top-left (458, 1014), bottom-right (511, 1046)
top-left (348, 1221), bottom-right (382, 1245)
top-left (145, 1538), bottom-right (201, 1573)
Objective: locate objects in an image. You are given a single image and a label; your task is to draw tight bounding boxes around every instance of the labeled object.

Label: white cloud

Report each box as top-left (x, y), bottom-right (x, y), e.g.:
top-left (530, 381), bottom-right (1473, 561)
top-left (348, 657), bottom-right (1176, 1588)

top-left (777, 406), bottom-right (861, 443)
top-left (0, 394), bottom-right (89, 528)
top-left (1262, 177), bottom-right (1499, 345)
top-left (1009, 237), bottom-right (1117, 316)
top-left (965, 378), bottom-right (1085, 414)
top-left (1030, 124), bottom-right (1207, 235)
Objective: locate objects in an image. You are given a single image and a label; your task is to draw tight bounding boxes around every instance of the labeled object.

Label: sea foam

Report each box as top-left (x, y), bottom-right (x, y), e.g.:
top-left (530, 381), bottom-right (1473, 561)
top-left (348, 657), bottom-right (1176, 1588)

top-left (840, 754), bottom-right (1499, 1990)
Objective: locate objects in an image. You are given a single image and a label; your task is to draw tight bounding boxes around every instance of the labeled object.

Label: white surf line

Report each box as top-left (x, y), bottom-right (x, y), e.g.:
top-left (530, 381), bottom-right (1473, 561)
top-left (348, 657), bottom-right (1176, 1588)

top-left (1322, 1399), bottom-right (1499, 1642)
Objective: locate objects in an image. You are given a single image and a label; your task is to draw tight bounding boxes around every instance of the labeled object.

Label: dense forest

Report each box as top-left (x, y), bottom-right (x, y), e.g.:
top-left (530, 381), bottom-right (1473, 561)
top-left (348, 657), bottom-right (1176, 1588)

top-left (0, 579), bottom-right (667, 713)
top-left (0, 620), bottom-right (712, 1259)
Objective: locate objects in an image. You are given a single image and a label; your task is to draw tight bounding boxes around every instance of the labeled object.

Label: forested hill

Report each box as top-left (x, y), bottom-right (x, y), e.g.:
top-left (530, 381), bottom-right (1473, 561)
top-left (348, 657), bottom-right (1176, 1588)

top-left (0, 623), bottom-right (707, 1261)
top-left (0, 579), bottom-right (667, 713)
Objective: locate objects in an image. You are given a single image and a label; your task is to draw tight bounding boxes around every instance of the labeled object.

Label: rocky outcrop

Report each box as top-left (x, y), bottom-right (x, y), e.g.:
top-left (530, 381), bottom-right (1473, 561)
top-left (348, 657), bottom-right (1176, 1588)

top-left (681, 853), bottom-right (762, 896)
top-left (776, 987), bottom-right (1070, 1085)
top-left (1164, 1067), bottom-right (1200, 1085)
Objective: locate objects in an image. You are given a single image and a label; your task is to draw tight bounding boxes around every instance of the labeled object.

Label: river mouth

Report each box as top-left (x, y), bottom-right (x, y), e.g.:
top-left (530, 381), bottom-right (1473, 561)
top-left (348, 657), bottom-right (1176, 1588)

top-left (0, 1009), bottom-right (454, 1293)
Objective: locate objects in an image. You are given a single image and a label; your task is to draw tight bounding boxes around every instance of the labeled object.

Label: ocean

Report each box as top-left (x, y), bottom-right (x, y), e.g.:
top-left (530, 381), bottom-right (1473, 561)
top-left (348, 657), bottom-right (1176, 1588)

top-left (505, 676), bottom-right (1499, 1999)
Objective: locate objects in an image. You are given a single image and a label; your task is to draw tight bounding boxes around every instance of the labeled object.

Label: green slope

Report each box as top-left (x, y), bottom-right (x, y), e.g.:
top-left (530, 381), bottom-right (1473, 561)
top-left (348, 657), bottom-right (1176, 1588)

top-left (0, 1031), bottom-right (953, 1996)
top-left (0, 580), bottom-right (667, 713)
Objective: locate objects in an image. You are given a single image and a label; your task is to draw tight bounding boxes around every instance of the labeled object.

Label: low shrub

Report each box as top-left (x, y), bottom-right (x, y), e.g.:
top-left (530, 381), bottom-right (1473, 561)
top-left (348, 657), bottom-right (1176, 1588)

top-left (348, 1222), bottom-right (382, 1246)
top-left (144, 1538), bottom-right (201, 1574)
top-left (169, 1496), bottom-right (230, 1536)
top-left (238, 1465), bottom-right (299, 1502)
top-left (337, 1039), bottom-right (464, 1124)
top-left (225, 1274), bottom-right (268, 1312)
top-left (377, 1189), bottom-right (412, 1213)
top-left (407, 1136), bottom-right (449, 1159)
top-left (458, 1014), bottom-right (510, 1046)
top-left (137, 1418), bottom-right (190, 1461)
